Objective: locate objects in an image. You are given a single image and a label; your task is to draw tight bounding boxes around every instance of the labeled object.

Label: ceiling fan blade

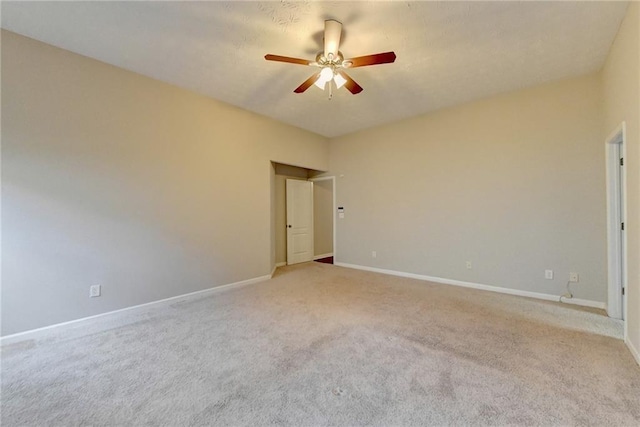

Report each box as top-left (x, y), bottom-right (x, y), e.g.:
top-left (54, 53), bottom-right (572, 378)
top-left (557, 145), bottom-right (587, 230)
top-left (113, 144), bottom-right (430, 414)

top-left (265, 54), bottom-right (313, 66)
top-left (345, 51), bottom-right (396, 68)
top-left (294, 72), bottom-right (322, 93)
top-left (337, 71), bottom-right (363, 95)
top-left (323, 19), bottom-right (342, 59)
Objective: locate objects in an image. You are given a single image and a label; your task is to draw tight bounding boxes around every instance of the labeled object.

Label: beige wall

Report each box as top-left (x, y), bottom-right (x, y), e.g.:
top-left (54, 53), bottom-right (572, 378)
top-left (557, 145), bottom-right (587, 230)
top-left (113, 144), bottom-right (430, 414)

top-left (274, 163), bottom-right (309, 265)
top-left (329, 73), bottom-right (606, 303)
top-left (602, 2), bottom-right (640, 360)
top-left (1, 31), bottom-right (329, 335)
top-left (313, 179), bottom-right (334, 257)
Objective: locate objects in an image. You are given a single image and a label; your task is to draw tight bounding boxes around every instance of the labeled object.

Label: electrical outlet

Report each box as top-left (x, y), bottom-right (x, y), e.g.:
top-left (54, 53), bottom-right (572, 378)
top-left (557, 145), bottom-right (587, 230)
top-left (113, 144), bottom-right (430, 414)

top-left (545, 270), bottom-right (554, 280)
top-left (569, 272), bottom-right (579, 283)
top-left (466, 261), bottom-right (472, 269)
top-left (90, 285), bottom-right (101, 298)
top-left (372, 251), bottom-right (377, 258)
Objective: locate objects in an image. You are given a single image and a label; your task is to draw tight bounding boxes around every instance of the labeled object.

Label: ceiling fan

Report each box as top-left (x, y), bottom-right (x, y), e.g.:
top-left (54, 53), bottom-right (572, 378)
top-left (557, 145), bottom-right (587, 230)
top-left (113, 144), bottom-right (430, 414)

top-left (265, 19), bottom-right (396, 99)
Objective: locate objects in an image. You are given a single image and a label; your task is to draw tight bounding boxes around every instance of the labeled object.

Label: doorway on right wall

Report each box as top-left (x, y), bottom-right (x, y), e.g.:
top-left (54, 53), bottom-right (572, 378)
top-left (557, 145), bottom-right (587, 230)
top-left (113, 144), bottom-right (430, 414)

top-left (605, 122), bottom-right (627, 322)
top-left (311, 176), bottom-right (335, 265)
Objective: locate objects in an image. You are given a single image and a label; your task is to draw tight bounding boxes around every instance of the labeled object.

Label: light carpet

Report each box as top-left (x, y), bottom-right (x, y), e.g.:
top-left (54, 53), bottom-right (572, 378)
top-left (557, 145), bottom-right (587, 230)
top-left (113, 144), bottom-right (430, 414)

top-left (2, 262), bottom-right (639, 426)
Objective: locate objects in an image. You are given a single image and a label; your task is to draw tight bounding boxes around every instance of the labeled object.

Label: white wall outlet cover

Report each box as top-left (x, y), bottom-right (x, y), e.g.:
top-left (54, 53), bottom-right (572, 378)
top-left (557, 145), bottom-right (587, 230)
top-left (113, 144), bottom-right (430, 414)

top-left (569, 273), bottom-right (579, 282)
top-left (545, 270), bottom-right (554, 279)
top-left (466, 261), bottom-right (472, 269)
top-left (372, 251), bottom-right (377, 258)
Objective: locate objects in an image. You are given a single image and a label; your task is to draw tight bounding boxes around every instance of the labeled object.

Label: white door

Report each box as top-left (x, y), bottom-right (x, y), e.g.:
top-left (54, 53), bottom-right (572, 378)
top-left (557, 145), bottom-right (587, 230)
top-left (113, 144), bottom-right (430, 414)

top-left (286, 179), bottom-right (314, 265)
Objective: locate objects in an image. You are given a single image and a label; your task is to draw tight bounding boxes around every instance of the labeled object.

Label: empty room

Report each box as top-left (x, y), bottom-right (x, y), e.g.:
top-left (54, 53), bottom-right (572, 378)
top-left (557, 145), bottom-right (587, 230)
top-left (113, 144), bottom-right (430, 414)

top-left (1, 1), bottom-right (639, 425)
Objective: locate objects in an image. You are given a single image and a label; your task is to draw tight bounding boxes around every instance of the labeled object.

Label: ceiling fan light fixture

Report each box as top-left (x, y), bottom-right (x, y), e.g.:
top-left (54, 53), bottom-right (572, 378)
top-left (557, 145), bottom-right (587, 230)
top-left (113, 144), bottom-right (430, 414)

top-left (314, 79), bottom-right (327, 90)
top-left (320, 66), bottom-right (334, 81)
top-left (314, 67), bottom-right (334, 90)
top-left (333, 72), bottom-right (347, 89)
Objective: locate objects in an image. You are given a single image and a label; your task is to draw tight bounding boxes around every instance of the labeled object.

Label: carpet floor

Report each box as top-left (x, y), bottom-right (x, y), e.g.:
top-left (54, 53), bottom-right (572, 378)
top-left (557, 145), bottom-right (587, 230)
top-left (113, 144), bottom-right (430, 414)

top-left (2, 262), bottom-right (639, 426)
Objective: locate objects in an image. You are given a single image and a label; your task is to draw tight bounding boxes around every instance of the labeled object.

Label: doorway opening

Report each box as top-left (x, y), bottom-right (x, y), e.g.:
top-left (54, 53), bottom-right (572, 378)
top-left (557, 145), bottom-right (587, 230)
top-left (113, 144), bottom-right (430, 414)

top-left (310, 176), bottom-right (336, 265)
top-left (605, 122), bottom-right (627, 322)
top-left (270, 162), bottom-right (335, 267)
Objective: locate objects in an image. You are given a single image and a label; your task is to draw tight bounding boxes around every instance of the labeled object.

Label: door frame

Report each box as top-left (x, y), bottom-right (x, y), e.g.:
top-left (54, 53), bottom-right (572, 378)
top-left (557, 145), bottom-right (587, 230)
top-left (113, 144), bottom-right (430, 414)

top-left (309, 176), bottom-right (336, 262)
top-left (605, 122), bottom-right (627, 324)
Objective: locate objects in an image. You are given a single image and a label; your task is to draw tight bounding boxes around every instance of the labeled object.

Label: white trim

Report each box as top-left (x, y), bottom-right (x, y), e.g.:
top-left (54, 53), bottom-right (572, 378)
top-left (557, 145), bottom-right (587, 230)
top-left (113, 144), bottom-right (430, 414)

top-left (605, 122), bottom-right (627, 324)
top-left (626, 338), bottom-right (640, 366)
top-left (309, 176), bottom-right (336, 262)
top-left (313, 253), bottom-right (333, 260)
top-left (335, 262), bottom-right (606, 310)
top-left (605, 122), bottom-right (626, 146)
top-left (1, 274), bottom-right (271, 345)
top-left (270, 262), bottom-right (287, 276)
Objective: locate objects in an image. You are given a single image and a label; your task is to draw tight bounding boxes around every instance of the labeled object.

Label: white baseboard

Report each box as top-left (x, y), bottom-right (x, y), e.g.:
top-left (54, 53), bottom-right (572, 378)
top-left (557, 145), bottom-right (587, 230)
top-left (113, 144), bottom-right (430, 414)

top-left (1, 273), bottom-right (271, 346)
top-left (270, 262), bottom-right (286, 276)
top-left (335, 262), bottom-right (606, 310)
top-left (313, 253), bottom-right (334, 260)
top-left (627, 337), bottom-right (640, 366)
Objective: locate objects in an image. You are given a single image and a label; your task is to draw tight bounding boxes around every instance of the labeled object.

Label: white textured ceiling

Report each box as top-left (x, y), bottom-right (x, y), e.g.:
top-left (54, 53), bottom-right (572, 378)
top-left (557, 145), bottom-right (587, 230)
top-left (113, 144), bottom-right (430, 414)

top-left (1, 1), bottom-right (629, 138)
